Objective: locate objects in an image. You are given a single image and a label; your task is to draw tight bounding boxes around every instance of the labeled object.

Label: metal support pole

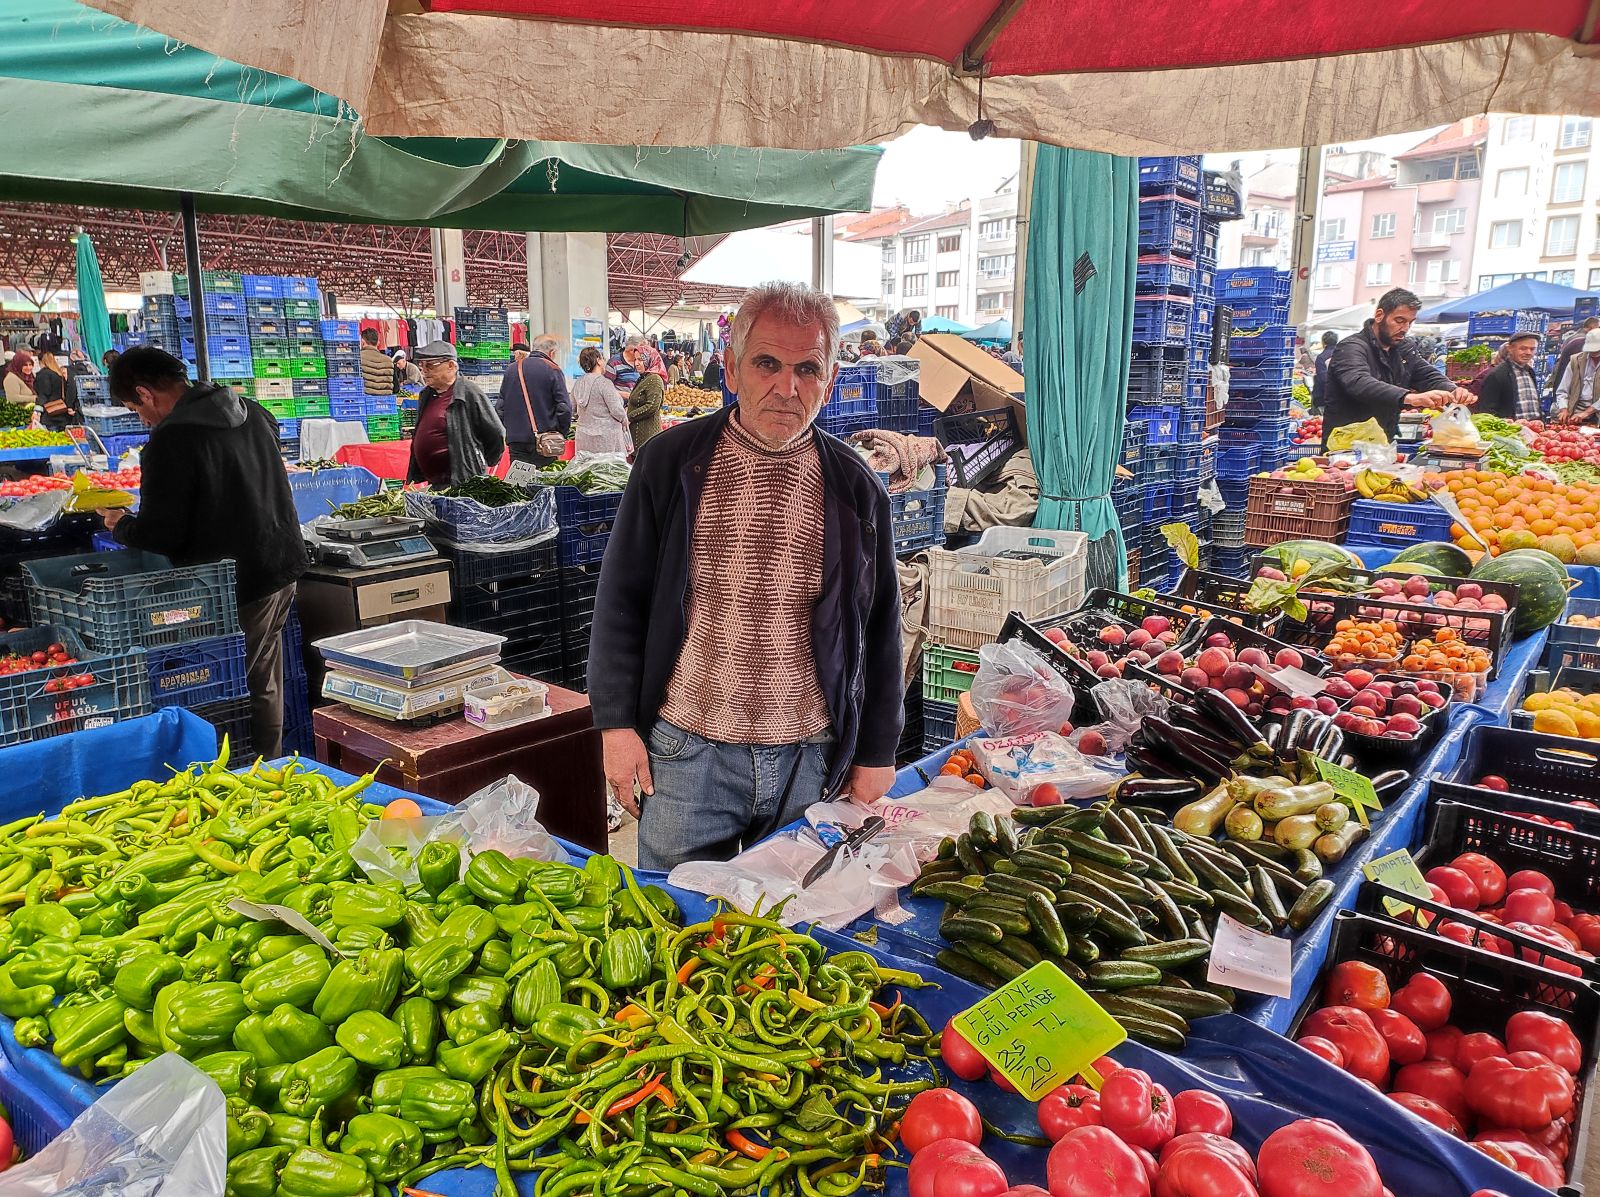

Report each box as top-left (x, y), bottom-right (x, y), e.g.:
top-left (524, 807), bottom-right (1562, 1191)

top-left (1288, 145), bottom-right (1324, 330)
top-left (180, 192), bottom-right (208, 380)
top-left (1012, 142), bottom-right (1038, 354)
top-left (810, 216), bottom-right (834, 294)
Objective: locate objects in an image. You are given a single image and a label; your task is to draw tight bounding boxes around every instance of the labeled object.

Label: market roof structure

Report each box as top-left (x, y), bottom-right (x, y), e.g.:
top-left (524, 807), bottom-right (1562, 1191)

top-left (79, 0), bottom-right (1600, 154)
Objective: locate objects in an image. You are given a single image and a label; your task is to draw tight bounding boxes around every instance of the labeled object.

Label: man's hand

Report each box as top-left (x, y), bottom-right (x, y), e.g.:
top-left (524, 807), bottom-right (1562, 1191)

top-left (840, 765), bottom-right (895, 807)
top-left (602, 728), bottom-right (653, 819)
top-left (1404, 390), bottom-right (1449, 409)
top-left (99, 507), bottom-right (127, 531)
top-left (1450, 386), bottom-right (1478, 406)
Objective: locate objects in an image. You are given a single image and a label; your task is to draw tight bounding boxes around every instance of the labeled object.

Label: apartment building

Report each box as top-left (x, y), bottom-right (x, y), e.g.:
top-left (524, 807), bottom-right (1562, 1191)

top-left (1474, 113), bottom-right (1600, 293)
top-left (973, 179), bottom-right (1019, 324)
top-left (1215, 159), bottom-right (1297, 271)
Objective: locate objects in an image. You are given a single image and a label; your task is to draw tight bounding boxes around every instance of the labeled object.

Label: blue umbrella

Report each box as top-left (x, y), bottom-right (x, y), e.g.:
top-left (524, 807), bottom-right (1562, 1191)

top-left (73, 232), bottom-right (112, 367)
top-left (1417, 278), bottom-right (1595, 322)
top-left (918, 315), bottom-right (974, 334)
top-left (962, 318), bottom-right (1013, 343)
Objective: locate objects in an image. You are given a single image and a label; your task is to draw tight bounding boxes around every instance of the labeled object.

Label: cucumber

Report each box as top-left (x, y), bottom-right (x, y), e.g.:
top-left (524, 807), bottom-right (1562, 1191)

top-left (1060, 876), bottom-right (1138, 921)
top-left (1014, 867), bottom-right (1072, 891)
top-left (954, 835), bottom-right (986, 876)
top-left (1287, 879), bottom-right (1335, 933)
top-left (1067, 861), bottom-right (1151, 903)
top-left (961, 904), bottom-right (1032, 937)
top-left (1012, 848), bottom-right (1073, 880)
top-left (1222, 841), bottom-right (1297, 883)
top-left (1250, 865), bottom-right (1289, 931)
top-left (936, 836), bottom-right (957, 860)
top-left (957, 941), bottom-right (1027, 982)
top-left (979, 849), bottom-right (1008, 872)
top-left (1291, 849), bottom-right (1324, 884)
top-left (1099, 808), bottom-right (1142, 850)
top-left (1211, 890), bottom-right (1272, 933)
top-left (1120, 938), bottom-right (1211, 968)
top-left (994, 935), bottom-right (1044, 969)
top-left (1015, 805), bottom-right (1100, 828)
top-left (1121, 985), bottom-right (1234, 1019)
top-left (1187, 915), bottom-right (1211, 944)
top-left (1117, 1014), bottom-right (1187, 1050)
top-left (1110, 807), bottom-right (1159, 857)
top-left (1025, 893), bottom-right (1071, 957)
top-left (1055, 900), bottom-right (1099, 932)
top-left (910, 864), bottom-right (965, 895)
top-left (1067, 935), bottom-right (1102, 965)
top-left (1183, 851), bottom-right (1252, 903)
top-left (942, 916), bottom-right (1004, 945)
top-left (920, 880), bottom-right (983, 904)
top-left (1146, 885), bottom-right (1191, 940)
top-left (990, 859), bottom-right (1019, 875)
top-left (968, 810), bottom-right (998, 851)
top-left (936, 948), bottom-right (1004, 989)
top-left (1086, 960), bottom-right (1163, 989)
top-left (1179, 837), bottom-right (1251, 882)
top-left (1059, 831), bottom-right (1134, 870)
top-left (984, 873), bottom-right (1058, 901)
top-left (1093, 907), bottom-right (1147, 947)
top-left (993, 817), bottom-right (1021, 857)
top-left (970, 887), bottom-right (1029, 911)
top-left (1121, 845), bottom-right (1172, 882)
top-left (1159, 878), bottom-right (1215, 910)
top-left (1096, 994), bottom-right (1190, 1035)
top-left (1149, 828), bottom-right (1200, 886)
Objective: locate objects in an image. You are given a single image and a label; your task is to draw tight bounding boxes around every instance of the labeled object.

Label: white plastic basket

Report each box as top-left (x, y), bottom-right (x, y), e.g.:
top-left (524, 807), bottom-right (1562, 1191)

top-left (925, 527), bottom-right (1089, 649)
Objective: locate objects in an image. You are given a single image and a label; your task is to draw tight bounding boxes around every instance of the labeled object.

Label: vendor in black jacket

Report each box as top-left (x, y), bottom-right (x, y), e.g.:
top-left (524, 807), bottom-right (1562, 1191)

top-left (102, 347), bottom-right (308, 758)
top-left (1321, 287), bottom-right (1475, 447)
top-left (588, 282), bottom-right (903, 871)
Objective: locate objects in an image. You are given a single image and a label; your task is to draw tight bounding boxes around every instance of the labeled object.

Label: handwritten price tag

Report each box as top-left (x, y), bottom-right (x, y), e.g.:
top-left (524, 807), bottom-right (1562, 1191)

top-left (1362, 849), bottom-right (1433, 916)
top-left (1310, 755), bottom-right (1381, 826)
top-left (1206, 913), bottom-right (1292, 998)
top-left (950, 961), bottom-right (1124, 1100)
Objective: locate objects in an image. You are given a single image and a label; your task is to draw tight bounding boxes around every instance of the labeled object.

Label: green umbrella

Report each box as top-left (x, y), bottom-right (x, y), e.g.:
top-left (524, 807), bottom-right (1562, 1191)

top-left (73, 232), bottom-right (112, 367)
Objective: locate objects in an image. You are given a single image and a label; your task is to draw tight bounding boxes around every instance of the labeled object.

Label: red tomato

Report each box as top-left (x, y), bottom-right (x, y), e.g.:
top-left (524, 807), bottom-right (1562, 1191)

top-left (1424, 1026), bottom-right (1464, 1063)
top-left (1038, 1084), bottom-right (1102, 1141)
top-left (1000, 1189), bottom-right (1051, 1197)
top-left (1392, 1060), bottom-right (1472, 1128)
top-left (1502, 888), bottom-right (1556, 927)
top-left (1568, 913), bottom-right (1600, 953)
top-left (1154, 1134), bottom-right (1259, 1197)
top-left (1449, 853), bottom-right (1507, 906)
top-left (1425, 867), bottom-right (1481, 911)
top-left (1464, 1052), bottom-right (1575, 1131)
top-left (1133, 1147), bottom-right (1160, 1186)
top-left (1504, 1010), bottom-right (1583, 1074)
top-left (940, 1020), bottom-right (988, 1082)
top-left (1454, 1032), bottom-right (1507, 1075)
top-left (1157, 1132), bottom-right (1256, 1178)
top-left (1437, 919), bottom-right (1503, 954)
top-left (1503, 921), bottom-right (1585, 976)
top-left (1079, 1055), bottom-right (1121, 1083)
top-left (1294, 1036), bottom-right (1344, 1067)
top-left (1321, 962), bottom-right (1391, 1011)
top-left (1170, 1090), bottom-right (1232, 1137)
top-left (1299, 1006), bottom-right (1390, 1086)
top-left (1470, 1136), bottom-right (1564, 1189)
top-left (1255, 1118), bottom-right (1384, 1197)
top-left (1389, 1091), bottom-right (1464, 1138)
top-left (911, 1140), bottom-right (1000, 1197)
top-left (1505, 869), bottom-right (1554, 897)
top-left (1368, 1008), bottom-right (1426, 1066)
top-left (989, 1068), bottom-right (1017, 1094)
top-left (1390, 974), bottom-right (1452, 1032)
top-left (1046, 1125), bottom-right (1150, 1197)
top-left (902, 1089), bottom-right (983, 1154)
top-left (1098, 1069), bottom-right (1177, 1152)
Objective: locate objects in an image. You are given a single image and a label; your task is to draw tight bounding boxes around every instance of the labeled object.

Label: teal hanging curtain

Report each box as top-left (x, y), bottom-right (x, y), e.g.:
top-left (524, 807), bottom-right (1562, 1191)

top-left (74, 233), bottom-right (113, 367)
top-left (1024, 147), bottom-right (1137, 589)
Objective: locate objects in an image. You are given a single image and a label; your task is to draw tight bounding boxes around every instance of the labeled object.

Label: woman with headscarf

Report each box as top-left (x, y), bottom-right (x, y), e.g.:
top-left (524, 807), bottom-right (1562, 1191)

top-left (622, 336), bottom-right (665, 450)
top-left (3, 351), bottom-right (36, 407)
top-left (33, 349), bottom-right (77, 430)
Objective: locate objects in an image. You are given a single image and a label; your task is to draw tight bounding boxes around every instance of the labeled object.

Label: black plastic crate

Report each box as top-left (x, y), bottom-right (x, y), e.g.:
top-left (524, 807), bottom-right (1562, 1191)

top-left (501, 630), bottom-right (566, 685)
top-left (23, 550), bottom-right (239, 651)
top-left (554, 487), bottom-right (622, 568)
top-left (1420, 799), bottom-right (1600, 913)
top-left (1292, 911), bottom-right (1597, 1192)
top-left (1439, 725), bottom-right (1600, 808)
top-left (144, 633), bottom-right (249, 709)
top-left (449, 573), bottom-right (564, 639)
top-left (1000, 589), bottom-right (1201, 697)
top-left (439, 539), bottom-right (560, 589)
top-left (922, 698), bottom-right (957, 754)
top-left (934, 407), bottom-right (1021, 489)
top-left (559, 565), bottom-right (600, 640)
top-left (1165, 566), bottom-right (1281, 632)
top-left (191, 695), bottom-right (253, 758)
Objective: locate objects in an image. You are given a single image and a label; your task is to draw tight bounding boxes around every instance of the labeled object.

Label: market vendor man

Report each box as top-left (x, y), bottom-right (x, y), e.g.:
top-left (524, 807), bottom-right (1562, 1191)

top-left (101, 346), bottom-right (307, 757)
top-left (1321, 286), bottom-right (1475, 448)
top-left (588, 281), bottom-right (903, 871)
top-left (407, 340), bottom-right (507, 487)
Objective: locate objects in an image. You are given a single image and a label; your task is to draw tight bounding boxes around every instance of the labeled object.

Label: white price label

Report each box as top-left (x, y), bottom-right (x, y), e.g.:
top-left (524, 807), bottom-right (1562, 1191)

top-left (229, 898), bottom-right (348, 956)
top-left (1206, 912), bottom-right (1292, 998)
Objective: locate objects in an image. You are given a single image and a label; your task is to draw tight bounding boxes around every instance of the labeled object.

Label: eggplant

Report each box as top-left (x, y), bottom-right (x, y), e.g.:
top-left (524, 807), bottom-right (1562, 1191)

top-left (1141, 717), bottom-right (1232, 784)
top-left (1170, 706), bottom-right (1247, 760)
top-left (1337, 754), bottom-right (1361, 771)
top-left (1317, 725), bottom-right (1345, 763)
top-left (1278, 709), bottom-right (1321, 756)
top-left (1192, 688), bottom-right (1272, 755)
top-left (1371, 769), bottom-right (1411, 800)
top-left (1114, 777), bottom-right (1203, 804)
top-left (1263, 720), bottom-right (1284, 753)
top-left (1124, 745), bottom-right (1186, 780)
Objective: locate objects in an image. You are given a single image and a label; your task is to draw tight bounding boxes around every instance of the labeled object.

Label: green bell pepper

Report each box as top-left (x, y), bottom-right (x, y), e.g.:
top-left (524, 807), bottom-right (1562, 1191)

top-left (402, 902), bottom-right (440, 945)
top-left (417, 840), bottom-right (461, 897)
top-left (462, 850), bottom-right (525, 905)
top-left (528, 1002), bottom-right (607, 1051)
top-left (263, 1112), bottom-right (313, 1148)
top-left (276, 1146), bottom-right (371, 1197)
top-left (599, 927), bottom-right (651, 990)
top-left (394, 996), bottom-right (439, 1065)
top-left (241, 944), bottom-right (331, 1013)
top-left (331, 924), bottom-right (391, 954)
top-left (227, 1145), bottom-right (291, 1197)
top-left (431, 880), bottom-right (474, 914)
top-left (232, 1014), bottom-right (283, 1066)
top-left (182, 938), bottom-right (235, 984)
top-left (12, 1015), bottom-right (49, 1049)
top-left (549, 938), bottom-right (592, 980)
top-left (404, 936), bottom-right (473, 1001)
top-left (10, 944), bottom-right (75, 989)
top-left (286, 805), bottom-right (328, 839)
top-left (193, 1049), bottom-right (257, 1100)
top-left (248, 934), bottom-right (311, 969)
top-left (326, 808), bottom-right (362, 852)
top-left (334, 1010), bottom-right (408, 1070)
top-left (282, 883), bottom-right (331, 923)
top-left (226, 1099), bottom-right (271, 1155)
top-left (338, 1112), bottom-right (424, 1183)
top-left (262, 1003), bottom-right (334, 1060)
top-left (113, 953), bottom-right (183, 1013)
top-left (54, 996), bottom-right (128, 1071)
top-left (122, 1007), bottom-right (160, 1052)
top-left (79, 901), bottom-right (130, 938)
top-left (475, 938), bottom-right (512, 976)
top-left (279, 1045), bottom-right (360, 1118)
top-left (442, 1001), bottom-right (502, 1045)
top-left (511, 957), bottom-right (561, 1026)
top-left (312, 946), bottom-right (403, 1025)
top-left (437, 906), bottom-right (497, 953)
top-left (10, 904), bottom-right (81, 945)
top-left (639, 884), bottom-right (680, 923)
top-left (327, 882), bottom-right (405, 930)
top-left (369, 1065), bottom-right (445, 1116)
top-left (436, 1028), bottom-right (515, 1083)
top-left (524, 862), bottom-right (587, 909)
top-left (0, 964), bottom-right (49, 1018)
top-left (155, 981), bottom-right (248, 1057)
top-left (444, 973), bottom-right (508, 1010)
top-left (396, 1074), bottom-right (476, 1136)
top-left (254, 1062), bottom-right (293, 1109)
top-left (303, 848), bottom-right (355, 886)
top-left (565, 905), bottom-right (609, 935)
top-left (583, 854), bottom-right (623, 904)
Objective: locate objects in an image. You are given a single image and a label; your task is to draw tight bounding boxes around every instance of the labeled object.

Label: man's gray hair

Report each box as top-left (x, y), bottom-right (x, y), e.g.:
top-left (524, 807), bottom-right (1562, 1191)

top-left (624, 334), bottom-right (647, 350)
top-left (729, 282), bottom-right (839, 368)
top-left (532, 334), bottom-right (560, 356)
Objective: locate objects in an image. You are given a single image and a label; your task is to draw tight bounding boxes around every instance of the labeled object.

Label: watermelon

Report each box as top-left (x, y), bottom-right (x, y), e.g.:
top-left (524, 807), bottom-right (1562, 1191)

top-left (1374, 561), bottom-right (1454, 580)
top-left (1470, 552), bottom-right (1571, 637)
top-left (1262, 540), bottom-right (1361, 571)
top-left (1390, 541), bottom-right (1474, 577)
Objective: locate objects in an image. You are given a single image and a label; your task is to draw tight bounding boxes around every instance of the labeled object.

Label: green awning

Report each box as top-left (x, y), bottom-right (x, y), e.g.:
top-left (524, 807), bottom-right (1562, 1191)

top-left (0, 1), bottom-right (879, 234)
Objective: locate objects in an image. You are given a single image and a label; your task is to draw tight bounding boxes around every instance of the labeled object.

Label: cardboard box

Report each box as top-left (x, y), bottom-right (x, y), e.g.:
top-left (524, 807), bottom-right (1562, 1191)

top-left (910, 334), bottom-right (1027, 443)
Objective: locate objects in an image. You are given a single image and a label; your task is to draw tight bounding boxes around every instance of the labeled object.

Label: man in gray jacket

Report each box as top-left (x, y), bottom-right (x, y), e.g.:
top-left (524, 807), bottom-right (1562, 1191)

top-left (406, 340), bottom-right (506, 486)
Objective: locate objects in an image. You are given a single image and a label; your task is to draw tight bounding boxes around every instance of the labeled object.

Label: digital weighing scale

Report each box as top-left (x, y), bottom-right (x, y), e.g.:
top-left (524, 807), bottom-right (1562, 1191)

top-left (307, 516), bottom-right (437, 569)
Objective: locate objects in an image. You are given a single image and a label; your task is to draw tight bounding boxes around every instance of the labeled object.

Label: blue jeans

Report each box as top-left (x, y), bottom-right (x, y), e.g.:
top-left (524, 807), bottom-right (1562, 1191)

top-left (639, 719), bottom-right (831, 872)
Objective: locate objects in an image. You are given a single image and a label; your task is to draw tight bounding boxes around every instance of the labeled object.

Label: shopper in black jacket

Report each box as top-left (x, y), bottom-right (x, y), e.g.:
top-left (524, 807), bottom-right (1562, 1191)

top-left (103, 347), bottom-right (308, 757)
top-left (1321, 287), bottom-right (1474, 447)
top-left (496, 335), bottom-right (571, 467)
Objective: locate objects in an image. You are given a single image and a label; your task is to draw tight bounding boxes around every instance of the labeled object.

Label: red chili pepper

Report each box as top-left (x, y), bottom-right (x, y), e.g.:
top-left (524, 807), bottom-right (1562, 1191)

top-left (726, 1128), bottom-right (772, 1160)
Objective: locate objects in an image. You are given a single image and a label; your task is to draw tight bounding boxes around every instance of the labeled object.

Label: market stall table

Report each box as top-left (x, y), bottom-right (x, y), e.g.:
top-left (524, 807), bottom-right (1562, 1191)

top-left (333, 440), bottom-right (519, 481)
top-left (311, 679), bottom-right (608, 851)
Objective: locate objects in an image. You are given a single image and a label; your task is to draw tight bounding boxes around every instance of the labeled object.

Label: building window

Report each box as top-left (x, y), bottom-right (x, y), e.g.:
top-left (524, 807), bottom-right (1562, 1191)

top-left (1317, 217), bottom-right (1345, 242)
top-left (1365, 262), bottom-right (1392, 286)
top-left (1503, 116), bottom-right (1535, 143)
top-left (978, 254), bottom-right (1015, 279)
top-left (1371, 213), bottom-right (1396, 239)
top-left (903, 236), bottom-right (928, 264)
top-left (935, 305), bottom-right (959, 319)
top-left (1315, 264), bottom-right (1338, 289)
top-left (1421, 259), bottom-right (1460, 285)
top-left (883, 277), bottom-right (894, 296)
top-left (1489, 220), bottom-right (1522, 249)
top-left (1495, 168), bottom-right (1528, 198)
top-left (1560, 117), bottom-right (1592, 149)
top-left (936, 270), bottom-right (960, 288)
top-left (1458, 154), bottom-right (1480, 181)
top-left (1433, 208), bottom-right (1467, 235)
top-left (979, 218), bottom-right (1014, 240)
top-left (904, 273), bottom-right (927, 297)
top-left (1553, 161), bottom-right (1588, 204)
top-left (1546, 214), bottom-right (1580, 256)
top-left (977, 292), bottom-right (1010, 313)
top-left (937, 234), bottom-right (961, 253)
top-left (880, 241), bottom-right (895, 263)
top-left (1589, 267), bottom-right (1600, 290)
top-left (1554, 269), bottom-right (1576, 287)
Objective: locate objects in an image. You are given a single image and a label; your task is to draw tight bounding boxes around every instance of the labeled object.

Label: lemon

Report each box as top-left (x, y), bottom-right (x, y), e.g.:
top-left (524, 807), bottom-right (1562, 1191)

top-left (1532, 709), bottom-right (1581, 738)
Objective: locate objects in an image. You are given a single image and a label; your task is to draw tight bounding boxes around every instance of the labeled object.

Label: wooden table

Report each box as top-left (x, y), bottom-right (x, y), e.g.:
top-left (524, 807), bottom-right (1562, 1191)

top-left (312, 681), bottom-right (608, 851)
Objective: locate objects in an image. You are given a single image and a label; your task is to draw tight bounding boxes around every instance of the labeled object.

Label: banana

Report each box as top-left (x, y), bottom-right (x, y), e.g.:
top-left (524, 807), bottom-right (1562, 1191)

top-left (1354, 469), bottom-right (1378, 499)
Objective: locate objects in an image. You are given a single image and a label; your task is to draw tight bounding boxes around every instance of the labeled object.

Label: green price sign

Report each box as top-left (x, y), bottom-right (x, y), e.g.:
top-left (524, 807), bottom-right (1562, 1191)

top-left (1311, 755), bottom-right (1382, 826)
top-left (950, 961), bottom-right (1125, 1100)
top-left (1363, 849), bottom-right (1432, 916)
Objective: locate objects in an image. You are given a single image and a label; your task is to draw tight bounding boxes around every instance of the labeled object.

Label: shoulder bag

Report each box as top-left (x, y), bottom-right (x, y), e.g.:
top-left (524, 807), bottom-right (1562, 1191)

top-left (516, 356), bottom-right (567, 458)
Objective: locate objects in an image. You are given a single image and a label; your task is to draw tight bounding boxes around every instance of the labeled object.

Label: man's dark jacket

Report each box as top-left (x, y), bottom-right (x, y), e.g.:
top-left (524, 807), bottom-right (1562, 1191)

top-left (587, 404), bottom-right (904, 794)
top-left (1476, 358), bottom-right (1540, 422)
top-left (1321, 321), bottom-right (1452, 445)
top-left (113, 383), bottom-right (307, 604)
top-left (496, 352), bottom-right (571, 443)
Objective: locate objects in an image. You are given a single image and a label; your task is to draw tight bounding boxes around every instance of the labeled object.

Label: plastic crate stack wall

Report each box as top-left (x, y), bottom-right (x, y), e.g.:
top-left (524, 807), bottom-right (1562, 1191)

top-left (241, 275), bottom-right (325, 456)
top-left (453, 307), bottom-right (512, 406)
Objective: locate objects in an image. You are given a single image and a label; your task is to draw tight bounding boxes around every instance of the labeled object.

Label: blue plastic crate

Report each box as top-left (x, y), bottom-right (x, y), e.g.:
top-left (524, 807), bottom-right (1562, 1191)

top-left (819, 364), bottom-right (879, 436)
top-left (1218, 479), bottom-right (1251, 511)
top-left (916, 403), bottom-right (937, 437)
top-left (1136, 256), bottom-right (1197, 295)
top-left (282, 276), bottom-right (320, 300)
top-left (100, 431), bottom-right (149, 460)
top-left (244, 297), bottom-right (284, 321)
top-left (366, 394), bottom-right (398, 416)
top-left (329, 395), bottom-right (367, 420)
top-left (922, 698), bottom-right (957, 753)
top-left (1138, 195), bottom-right (1202, 258)
top-left (1142, 443), bottom-right (1177, 483)
top-left (82, 407), bottom-right (145, 437)
top-left (1225, 392), bottom-right (1291, 419)
top-left (1112, 478), bottom-right (1143, 529)
top-left (1127, 353), bottom-right (1187, 401)
top-left (320, 318), bottom-right (360, 342)
top-left (1195, 261), bottom-right (1216, 298)
top-left (1142, 482), bottom-right (1175, 521)
top-left (874, 395), bottom-right (920, 433)
top-left (1120, 421), bottom-right (1146, 469)
top-left (0, 1033), bottom-right (74, 1157)
top-left (1132, 295), bottom-right (1193, 344)
top-left (1190, 301), bottom-right (1214, 337)
top-left (23, 550), bottom-right (238, 652)
top-left (1199, 221), bottom-right (1220, 262)
top-left (1128, 404), bottom-right (1180, 444)
top-left (289, 377), bottom-right (330, 398)
top-left (1183, 372), bottom-right (1209, 410)
top-left (1218, 416), bottom-right (1291, 445)
top-left (241, 274), bottom-right (282, 299)
top-left (1178, 407), bottom-right (1207, 442)
top-left (278, 417), bottom-right (300, 442)
top-left (1228, 325), bottom-right (1294, 357)
top-left (1138, 155), bottom-right (1202, 197)
top-left (181, 334), bottom-right (251, 360)
top-left (144, 633), bottom-right (249, 708)
top-left (73, 376), bottom-right (109, 404)
top-left (1466, 310), bottom-right (1547, 337)
top-left (1176, 438), bottom-right (1217, 482)
top-left (1216, 267), bottom-right (1292, 301)
top-left (326, 377), bottom-right (365, 402)
top-left (1576, 297), bottom-right (1600, 322)
top-left (1224, 297), bottom-right (1291, 329)
top-left (1228, 359), bottom-right (1294, 390)
top-left (1346, 498), bottom-right (1456, 547)
top-left (1216, 442), bottom-right (1262, 480)
top-left (324, 340), bottom-right (360, 361)
top-left (204, 313), bottom-right (250, 338)
top-left (887, 464), bottom-right (947, 554)
top-left (555, 486), bottom-right (622, 567)
top-left (191, 355), bottom-right (252, 377)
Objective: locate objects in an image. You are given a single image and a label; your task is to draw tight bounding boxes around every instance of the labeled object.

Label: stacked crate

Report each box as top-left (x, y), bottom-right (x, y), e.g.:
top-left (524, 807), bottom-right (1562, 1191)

top-left (317, 318), bottom-right (386, 436)
top-left (452, 306), bottom-right (511, 432)
top-left (239, 276), bottom-right (325, 457)
top-left (281, 603), bottom-right (313, 755)
top-left (1128, 156), bottom-right (1217, 589)
top-left (171, 272), bottom-right (253, 383)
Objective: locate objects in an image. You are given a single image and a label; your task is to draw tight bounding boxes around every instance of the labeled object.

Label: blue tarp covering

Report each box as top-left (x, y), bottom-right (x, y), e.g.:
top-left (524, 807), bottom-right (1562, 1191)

top-left (286, 466), bottom-right (381, 524)
top-left (0, 709), bottom-right (220, 813)
top-left (1417, 277), bottom-right (1596, 322)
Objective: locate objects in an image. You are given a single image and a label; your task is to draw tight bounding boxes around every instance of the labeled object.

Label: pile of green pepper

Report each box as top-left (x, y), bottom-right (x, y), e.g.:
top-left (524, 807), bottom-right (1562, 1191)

top-left (0, 755), bottom-right (941, 1197)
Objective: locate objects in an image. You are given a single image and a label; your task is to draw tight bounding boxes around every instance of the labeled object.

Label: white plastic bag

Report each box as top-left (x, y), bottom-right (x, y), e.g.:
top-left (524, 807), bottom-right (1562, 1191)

top-left (810, 784), bottom-right (1012, 864)
top-left (1078, 679), bottom-right (1171, 755)
top-left (1430, 404), bottom-right (1483, 453)
top-left (0, 490), bottom-right (70, 532)
top-left (969, 641), bottom-right (1076, 737)
top-left (972, 731), bottom-right (1125, 803)
top-left (0, 1053), bottom-right (226, 1197)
